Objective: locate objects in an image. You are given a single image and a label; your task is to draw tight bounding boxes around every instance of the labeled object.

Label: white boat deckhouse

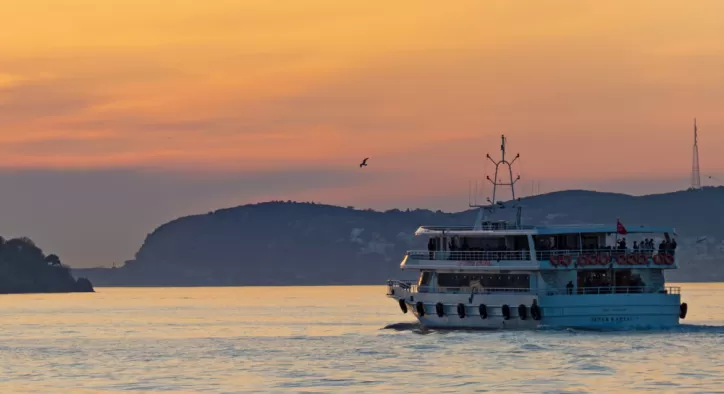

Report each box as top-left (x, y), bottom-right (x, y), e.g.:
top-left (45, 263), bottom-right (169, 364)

top-left (386, 135), bottom-right (686, 329)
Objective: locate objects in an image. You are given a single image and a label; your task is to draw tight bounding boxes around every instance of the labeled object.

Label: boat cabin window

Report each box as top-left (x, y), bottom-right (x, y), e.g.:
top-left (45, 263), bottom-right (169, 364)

top-left (508, 235), bottom-right (529, 250)
top-left (418, 271), bottom-right (433, 286)
top-left (614, 269), bottom-right (646, 288)
top-left (448, 235), bottom-right (529, 252)
top-left (577, 270), bottom-right (611, 288)
top-left (534, 235), bottom-right (578, 250)
top-left (437, 273), bottom-right (530, 289)
top-left (427, 237), bottom-right (443, 251)
top-left (481, 220), bottom-right (512, 230)
top-left (581, 233), bottom-right (606, 250)
top-left (577, 269), bottom-right (647, 294)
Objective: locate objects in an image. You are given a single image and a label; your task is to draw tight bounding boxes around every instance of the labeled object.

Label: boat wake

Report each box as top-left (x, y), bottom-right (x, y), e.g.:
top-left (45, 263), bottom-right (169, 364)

top-left (382, 322), bottom-right (724, 334)
top-left (381, 322), bottom-right (520, 334)
top-left (382, 322), bottom-right (422, 331)
top-left (381, 322), bottom-right (429, 334)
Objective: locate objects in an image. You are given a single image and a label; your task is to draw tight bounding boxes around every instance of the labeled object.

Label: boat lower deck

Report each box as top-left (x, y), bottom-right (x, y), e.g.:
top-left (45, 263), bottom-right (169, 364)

top-left (389, 282), bottom-right (684, 329)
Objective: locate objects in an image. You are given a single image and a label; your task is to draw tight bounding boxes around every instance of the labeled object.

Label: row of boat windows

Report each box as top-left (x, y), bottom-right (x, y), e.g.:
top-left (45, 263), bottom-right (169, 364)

top-left (418, 270), bottom-right (648, 291)
top-left (578, 269), bottom-right (646, 288)
top-left (429, 236), bottom-right (528, 252)
top-left (427, 234), bottom-right (670, 252)
top-left (421, 273), bottom-right (530, 289)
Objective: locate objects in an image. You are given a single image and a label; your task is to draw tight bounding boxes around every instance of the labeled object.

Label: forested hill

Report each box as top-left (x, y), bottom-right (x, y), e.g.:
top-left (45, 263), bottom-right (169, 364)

top-left (76, 187), bottom-right (724, 285)
top-left (0, 237), bottom-right (94, 294)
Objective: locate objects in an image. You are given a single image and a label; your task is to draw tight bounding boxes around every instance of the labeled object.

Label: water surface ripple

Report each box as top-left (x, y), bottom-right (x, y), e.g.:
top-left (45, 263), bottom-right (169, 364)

top-left (1, 284), bottom-right (723, 393)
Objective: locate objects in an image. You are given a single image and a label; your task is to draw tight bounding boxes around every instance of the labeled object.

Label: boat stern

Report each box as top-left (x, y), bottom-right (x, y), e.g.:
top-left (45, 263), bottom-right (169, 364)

top-left (538, 286), bottom-right (683, 329)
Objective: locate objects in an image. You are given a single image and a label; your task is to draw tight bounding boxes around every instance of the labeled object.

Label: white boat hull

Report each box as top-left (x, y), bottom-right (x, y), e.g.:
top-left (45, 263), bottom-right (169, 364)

top-left (391, 290), bottom-right (681, 330)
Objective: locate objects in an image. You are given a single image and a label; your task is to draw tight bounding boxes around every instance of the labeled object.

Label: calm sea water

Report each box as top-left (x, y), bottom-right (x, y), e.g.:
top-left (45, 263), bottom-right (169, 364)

top-left (1, 284), bottom-right (723, 393)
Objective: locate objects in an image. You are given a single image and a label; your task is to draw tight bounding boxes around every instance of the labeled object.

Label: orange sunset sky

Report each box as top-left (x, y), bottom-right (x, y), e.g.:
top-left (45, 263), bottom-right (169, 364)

top-left (1, 0), bottom-right (723, 267)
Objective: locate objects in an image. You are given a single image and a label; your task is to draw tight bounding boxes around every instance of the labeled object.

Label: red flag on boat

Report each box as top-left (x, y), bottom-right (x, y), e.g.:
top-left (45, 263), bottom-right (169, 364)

top-left (616, 219), bottom-right (628, 235)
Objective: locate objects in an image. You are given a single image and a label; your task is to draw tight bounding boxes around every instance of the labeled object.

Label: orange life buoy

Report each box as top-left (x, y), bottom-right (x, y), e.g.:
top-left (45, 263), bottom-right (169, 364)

top-left (577, 255), bottom-right (588, 266)
top-left (586, 255), bottom-right (597, 266)
top-left (627, 254), bottom-right (637, 265)
top-left (561, 255), bottom-right (572, 267)
top-left (598, 254), bottom-right (609, 265)
top-left (665, 254), bottom-right (674, 265)
top-left (616, 254), bottom-right (626, 265)
top-left (556, 255), bottom-right (565, 267)
top-left (653, 254), bottom-right (662, 265)
top-left (580, 254), bottom-right (590, 266)
top-left (637, 253), bottom-right (648, 265)
top-left (585, 254), bottom-right (594, 266)
top-left (550, 255), bottom-right (559, 267)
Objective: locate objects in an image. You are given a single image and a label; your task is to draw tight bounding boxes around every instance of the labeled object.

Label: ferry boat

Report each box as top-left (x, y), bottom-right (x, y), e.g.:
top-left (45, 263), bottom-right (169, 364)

top-left (386, 135), bottom-right (688, 329)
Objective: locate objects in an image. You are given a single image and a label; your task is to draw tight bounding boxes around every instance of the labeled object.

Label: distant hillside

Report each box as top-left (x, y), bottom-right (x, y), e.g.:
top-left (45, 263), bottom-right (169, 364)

top-left (76, 187), bottom-right (724, 286)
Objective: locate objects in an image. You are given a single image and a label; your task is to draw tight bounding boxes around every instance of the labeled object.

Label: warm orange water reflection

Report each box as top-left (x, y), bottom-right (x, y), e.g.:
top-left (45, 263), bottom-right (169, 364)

top-left (0, 284), bottom-right (723, 392)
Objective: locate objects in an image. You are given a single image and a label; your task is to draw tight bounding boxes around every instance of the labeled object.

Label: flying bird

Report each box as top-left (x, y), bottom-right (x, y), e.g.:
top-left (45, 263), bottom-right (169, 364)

top-left (359, 158), bottom-right (369, 168)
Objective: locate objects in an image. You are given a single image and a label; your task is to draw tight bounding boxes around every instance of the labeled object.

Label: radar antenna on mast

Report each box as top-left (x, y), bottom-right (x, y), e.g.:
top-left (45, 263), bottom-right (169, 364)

top-left (470, 134), bottom-right (521, 229)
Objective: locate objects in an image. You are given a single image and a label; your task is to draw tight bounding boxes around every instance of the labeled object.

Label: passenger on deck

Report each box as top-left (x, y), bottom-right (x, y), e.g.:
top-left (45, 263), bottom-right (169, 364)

top-left (427, 238), bottom-right (435, 260)
top-left (566, 281), bottom-right (574, 295)
top-left (448, 238), bottom-right (457, 260)
top-left (633, 241), bottom-right (639, 251)
top-left (670, 238), bottom-right (678, 255)
top-left (659, 239), bottom-right (667, 253)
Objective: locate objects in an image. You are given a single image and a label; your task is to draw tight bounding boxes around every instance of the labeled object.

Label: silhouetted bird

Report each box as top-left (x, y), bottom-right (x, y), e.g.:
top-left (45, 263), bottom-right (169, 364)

top-left (359, 158), bottom-right (369, 168)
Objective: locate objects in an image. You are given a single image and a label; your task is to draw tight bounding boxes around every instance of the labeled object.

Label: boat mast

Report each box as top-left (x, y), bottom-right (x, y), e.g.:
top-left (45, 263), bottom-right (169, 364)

top-left (471, 134), bottom-right (521, 229)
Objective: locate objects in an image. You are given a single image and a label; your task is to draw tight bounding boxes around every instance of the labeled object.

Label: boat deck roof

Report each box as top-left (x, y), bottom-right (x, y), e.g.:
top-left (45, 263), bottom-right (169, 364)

top-left (415, 224), bottom-right (676, 236)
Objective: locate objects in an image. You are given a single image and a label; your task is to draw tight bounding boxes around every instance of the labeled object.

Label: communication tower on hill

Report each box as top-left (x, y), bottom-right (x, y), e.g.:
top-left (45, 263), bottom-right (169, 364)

top-left (691, 118), bottom-right (701, 190)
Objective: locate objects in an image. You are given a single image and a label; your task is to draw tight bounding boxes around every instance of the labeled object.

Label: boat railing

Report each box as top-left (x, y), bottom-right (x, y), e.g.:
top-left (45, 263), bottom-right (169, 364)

top-left (478, 223), bottom-right (531, 231)
top-left (387, 279), bottom-right (416, 288)
top-left (536, 249), bottom-right (676, 260)
top-left (418, 223), bottom-right (536, 232)
top-left (416, 286), bottom-right (535, 294)
top-left (544, 286), bottom-right (680, 296)
top-left (407, 250), bottom-right (531, 261)
top-left (407, 249), bottom-right (677, 263)
top-left (386, 279), bottom-right (417, 295)
top-left (387, 281), bottom-right (680, 296)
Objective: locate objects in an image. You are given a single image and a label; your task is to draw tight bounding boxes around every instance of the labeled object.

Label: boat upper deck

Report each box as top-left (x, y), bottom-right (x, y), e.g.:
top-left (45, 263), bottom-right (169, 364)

top-left (404, 222), bottom-right (680, 271)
